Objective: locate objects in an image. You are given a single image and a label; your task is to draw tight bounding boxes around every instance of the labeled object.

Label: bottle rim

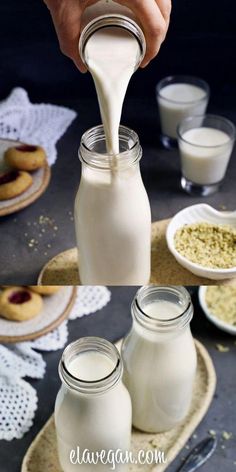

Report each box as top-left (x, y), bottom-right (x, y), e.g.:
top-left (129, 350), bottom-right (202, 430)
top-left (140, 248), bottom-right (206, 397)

top-left (59, 337), bottom-right (122, 394)
top-left (79, 14), bottom-right (146, 68)
top-left (132, 285), bottom-right (193, 332)
top-left (79, 124), bottom-right (142, 169)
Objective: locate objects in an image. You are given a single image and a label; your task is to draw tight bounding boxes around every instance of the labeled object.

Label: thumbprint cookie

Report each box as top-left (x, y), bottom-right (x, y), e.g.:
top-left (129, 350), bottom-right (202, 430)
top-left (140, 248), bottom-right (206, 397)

top-left (4, 144), bottom-right (46, 171)
top-left (0, 170), bottom-right (33, 200)
top-left (0, 287), bottom-right (43, 321)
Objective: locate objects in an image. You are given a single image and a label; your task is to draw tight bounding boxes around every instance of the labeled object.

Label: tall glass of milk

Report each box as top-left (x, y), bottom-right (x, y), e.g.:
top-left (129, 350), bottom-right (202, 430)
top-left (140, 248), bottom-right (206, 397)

top-left (55, 337), bottom-right (132, 472)
top-left (122, 286), bottom-right (197, 433)
top-left (178, 114), bottom-right (235, 196)
top-left (75, 125), bottom-right (151, 285)
top-left (156, 76), bottom-right (210, 149)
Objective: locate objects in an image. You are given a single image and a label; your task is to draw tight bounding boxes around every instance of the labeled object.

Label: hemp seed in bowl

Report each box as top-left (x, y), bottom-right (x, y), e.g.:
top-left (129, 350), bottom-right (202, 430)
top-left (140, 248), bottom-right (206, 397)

top-left (174, 222), bottom-right (236, 269)
top-left (205, 286), bottom-right (236, 327)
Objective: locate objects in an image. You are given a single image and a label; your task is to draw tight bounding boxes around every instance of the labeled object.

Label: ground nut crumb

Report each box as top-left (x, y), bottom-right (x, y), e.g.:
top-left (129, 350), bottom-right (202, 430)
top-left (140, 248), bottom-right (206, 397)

top-left (206, 286), bottom-right (236, 326)
top-left (222, 431), bottom-right (233, 440)
top-left (215, 344), bottom-right (230, 353)
top-left (174, 222), bottom-right (236, 269)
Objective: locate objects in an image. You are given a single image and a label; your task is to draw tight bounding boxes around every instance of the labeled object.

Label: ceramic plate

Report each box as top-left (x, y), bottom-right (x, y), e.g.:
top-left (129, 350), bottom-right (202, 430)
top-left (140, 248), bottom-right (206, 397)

top-left (0, 139), bottom-right (51, 216)
top-left (0, 286), bottom-right (77, 343)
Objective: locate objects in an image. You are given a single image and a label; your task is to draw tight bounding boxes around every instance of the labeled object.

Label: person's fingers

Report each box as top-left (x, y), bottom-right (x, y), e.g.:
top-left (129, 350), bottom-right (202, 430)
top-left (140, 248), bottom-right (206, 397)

top-left (155, 0), bottom-right (172, 25)
top-left (44, 0), bottom-right (86, 71)
top-left (115, 0), bottom-right (171, 67)
top-left (44, 0), bottom-right (96, 72)
top-left (44, 0), bottom-right (171, 70)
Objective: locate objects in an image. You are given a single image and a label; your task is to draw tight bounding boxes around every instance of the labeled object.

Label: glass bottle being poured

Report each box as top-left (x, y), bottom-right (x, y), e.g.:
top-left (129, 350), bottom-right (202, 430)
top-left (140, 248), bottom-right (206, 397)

top-left (79, 0), bottom-right (146, 158)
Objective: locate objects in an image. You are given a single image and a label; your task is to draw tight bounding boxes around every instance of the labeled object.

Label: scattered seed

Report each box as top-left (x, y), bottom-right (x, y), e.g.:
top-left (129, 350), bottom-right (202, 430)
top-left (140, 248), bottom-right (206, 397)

top-left (222, 431), bottom-right (233, 440)
top-left (216, 344), bottom-right (230, 353)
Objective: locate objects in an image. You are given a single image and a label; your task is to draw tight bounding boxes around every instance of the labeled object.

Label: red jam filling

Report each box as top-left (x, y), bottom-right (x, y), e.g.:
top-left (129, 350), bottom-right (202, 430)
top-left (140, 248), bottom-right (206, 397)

top-left (8, 291), bottom-right (32, 304)
top-left (15, 144), bottom-right (37, 153)
top-left (0, 171), bottom-right (20, 185)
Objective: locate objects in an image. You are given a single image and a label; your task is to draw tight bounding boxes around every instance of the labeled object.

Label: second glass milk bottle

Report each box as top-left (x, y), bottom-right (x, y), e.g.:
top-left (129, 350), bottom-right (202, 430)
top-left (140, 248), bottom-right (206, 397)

top-left (75, 126), bottom-right (151, 285)
top-left (122, 286), bottom-right (197, 433)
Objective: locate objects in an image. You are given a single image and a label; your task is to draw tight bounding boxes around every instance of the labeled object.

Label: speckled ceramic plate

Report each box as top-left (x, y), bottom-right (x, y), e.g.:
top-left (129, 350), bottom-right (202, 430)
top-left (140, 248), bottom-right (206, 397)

top-left (0, 138), bottom-right (51, 216)
top-left (0, 286), bottom-right (77, 343)
top-left (38, 220), bottom-right (236, 286)
top-left (21, 339), bottom-right (216, 472)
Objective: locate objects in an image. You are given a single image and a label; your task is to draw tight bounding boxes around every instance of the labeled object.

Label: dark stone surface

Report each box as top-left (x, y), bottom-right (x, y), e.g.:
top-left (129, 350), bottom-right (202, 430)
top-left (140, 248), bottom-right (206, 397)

top-left (0, 96), bottom-right (235, 284)
top-left (0, 287), bottom-right (235, 472)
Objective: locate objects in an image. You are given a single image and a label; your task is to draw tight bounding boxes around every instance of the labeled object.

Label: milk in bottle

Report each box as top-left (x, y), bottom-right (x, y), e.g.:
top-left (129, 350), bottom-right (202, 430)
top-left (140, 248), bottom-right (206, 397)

top-left (122, 286), bottom-right (197, 433)
top-left (55, 337), bottom-right (132, 471)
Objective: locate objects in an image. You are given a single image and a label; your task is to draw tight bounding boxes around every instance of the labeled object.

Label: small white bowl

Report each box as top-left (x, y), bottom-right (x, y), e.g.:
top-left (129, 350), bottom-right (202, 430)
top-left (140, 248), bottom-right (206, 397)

top-left (199, 286), bottom-right (236, 335)
top-left (166, 203), bottom-right (236, 280)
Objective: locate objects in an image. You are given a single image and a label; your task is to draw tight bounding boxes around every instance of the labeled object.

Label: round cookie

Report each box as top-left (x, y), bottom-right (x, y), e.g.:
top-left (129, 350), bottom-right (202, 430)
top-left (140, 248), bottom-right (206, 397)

top-left (29, 286), bottom-right (61, 295)
top-left (0, 170), bottom-right (33, 200)
top-left (4, 144), bottom-right (46, 171)
top-left (0, 287), bottom-right (43, 321)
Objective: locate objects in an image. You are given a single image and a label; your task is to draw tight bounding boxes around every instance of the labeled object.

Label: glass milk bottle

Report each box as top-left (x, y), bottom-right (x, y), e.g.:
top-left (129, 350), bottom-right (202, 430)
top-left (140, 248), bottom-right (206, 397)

top-left (55, 337), bottom-right (132, 472)
top-left (75, 126), bottom-right (151, 285)
top-left (122, 286), bottom-right (197, 433)
top-left (79, 0), bottom-right (146, 61)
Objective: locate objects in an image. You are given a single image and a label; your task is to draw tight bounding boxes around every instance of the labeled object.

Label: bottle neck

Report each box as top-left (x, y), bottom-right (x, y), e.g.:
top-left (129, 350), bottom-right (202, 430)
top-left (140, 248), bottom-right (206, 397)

top-left (132, 286), bottom-right (193, 333)
top-left (79, 125), bottom-right (142, 170)
top-left (59, 337), bottom-right (122, 395)
top-left (79, 15), bottom-right (146, 69)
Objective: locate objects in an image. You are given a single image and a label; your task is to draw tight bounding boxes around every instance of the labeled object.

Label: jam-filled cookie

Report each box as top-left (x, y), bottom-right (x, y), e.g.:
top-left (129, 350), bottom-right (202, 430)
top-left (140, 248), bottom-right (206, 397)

top-left (29, 286), bottom-right (61, 295)
top-left (0, 287), bottom-right (43, 321)
top-left (4, 144), bottom-right (46, 171)
top-left (0, 170), bottom-right (33, 200)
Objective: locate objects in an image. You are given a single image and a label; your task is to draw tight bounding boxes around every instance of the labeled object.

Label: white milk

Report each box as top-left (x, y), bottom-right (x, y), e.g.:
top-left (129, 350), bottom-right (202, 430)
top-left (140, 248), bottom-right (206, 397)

top-left (55, 350), bottom-right (131, 472)
top-left (158, 83), bottom-right (208, 139)
top-left (75, 162), bottom-right (151, 285)
top-left (122, 300), bottom-right (197, 433)
top-left (145, 300), bottom-right (182, 319)
top-left (179, 127), bottom-right (233, 184)
top-left (85, 26), bottom-right (140, 154)
top-left (68, 351), bottom-right (115, 381)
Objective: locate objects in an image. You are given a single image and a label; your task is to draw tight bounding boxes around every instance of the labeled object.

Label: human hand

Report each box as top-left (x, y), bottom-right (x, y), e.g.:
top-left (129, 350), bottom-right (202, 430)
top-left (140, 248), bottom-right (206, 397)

top-left (44, 0), bottom-right (171, 72)
top-left (115, 0), bottom-right (171, 67)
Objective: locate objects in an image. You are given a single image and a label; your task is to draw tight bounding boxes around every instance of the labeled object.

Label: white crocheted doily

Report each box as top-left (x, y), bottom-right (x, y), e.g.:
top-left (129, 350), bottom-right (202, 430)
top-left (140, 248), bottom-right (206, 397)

top-left (0, 88), bottom-right (77, 165)
top-left (0, 286), bottom-right (111, 441)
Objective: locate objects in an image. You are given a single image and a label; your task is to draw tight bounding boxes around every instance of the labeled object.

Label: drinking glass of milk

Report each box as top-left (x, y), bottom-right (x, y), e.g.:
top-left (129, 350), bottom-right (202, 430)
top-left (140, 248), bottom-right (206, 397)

top-left (178, 114), bottom-right (235, 195)
top-left (122, 286), bottom-right (197, 433)
top-left (55, 337), bottom-right (132, 472)
top-left (156, 76), bottom-right (210, 149)
top-left (75, 126), bottom-right (151, 285)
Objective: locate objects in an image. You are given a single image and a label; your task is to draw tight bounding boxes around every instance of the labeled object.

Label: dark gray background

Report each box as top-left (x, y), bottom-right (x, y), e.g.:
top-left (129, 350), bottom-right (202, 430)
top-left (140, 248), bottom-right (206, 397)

top-left (0, 287), bottom-right (235, 472)
top-left (0, 0), bottom-right (236, 102)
